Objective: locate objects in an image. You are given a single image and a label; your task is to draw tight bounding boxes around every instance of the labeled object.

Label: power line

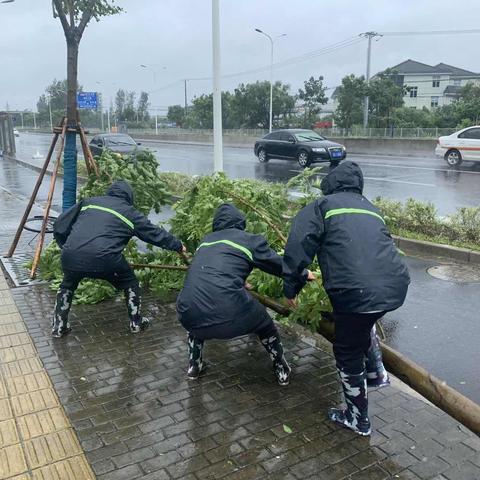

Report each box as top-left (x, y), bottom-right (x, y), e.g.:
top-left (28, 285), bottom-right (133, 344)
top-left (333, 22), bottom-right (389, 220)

top-left (148, 35), bottom-right (365, 91)
top-left (380, 28), bottom-right (480, 36)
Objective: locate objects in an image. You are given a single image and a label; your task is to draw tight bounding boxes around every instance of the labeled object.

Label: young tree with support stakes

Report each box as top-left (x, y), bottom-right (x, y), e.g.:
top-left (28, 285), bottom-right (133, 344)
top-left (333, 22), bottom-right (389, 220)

top-left (51, 0), bottom-right (122, 210)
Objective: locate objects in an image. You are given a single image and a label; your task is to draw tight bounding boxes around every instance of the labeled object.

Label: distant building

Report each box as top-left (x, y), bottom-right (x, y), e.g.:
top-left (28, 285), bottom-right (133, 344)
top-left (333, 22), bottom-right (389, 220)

top-left (329, 60), bottom-right (480, 113)
top-left (379, 59), bottom-right (480, 109)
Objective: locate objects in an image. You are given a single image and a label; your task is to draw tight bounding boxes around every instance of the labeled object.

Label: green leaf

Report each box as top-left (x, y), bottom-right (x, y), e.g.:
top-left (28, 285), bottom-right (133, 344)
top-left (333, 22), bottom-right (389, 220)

top-left (283, 424), bottom-right (293, 434)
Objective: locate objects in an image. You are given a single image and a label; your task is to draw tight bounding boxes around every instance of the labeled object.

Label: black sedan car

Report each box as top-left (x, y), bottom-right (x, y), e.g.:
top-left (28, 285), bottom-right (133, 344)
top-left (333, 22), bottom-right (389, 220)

top-left (254, 129), bottom-right (346, 168)
top-left (89, 133), bottom-right (142, 157)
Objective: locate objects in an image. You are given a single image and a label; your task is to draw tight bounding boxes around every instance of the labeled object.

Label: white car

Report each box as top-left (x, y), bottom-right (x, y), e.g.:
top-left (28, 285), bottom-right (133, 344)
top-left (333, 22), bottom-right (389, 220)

top-left (435, 126), bottom-right (480, 166)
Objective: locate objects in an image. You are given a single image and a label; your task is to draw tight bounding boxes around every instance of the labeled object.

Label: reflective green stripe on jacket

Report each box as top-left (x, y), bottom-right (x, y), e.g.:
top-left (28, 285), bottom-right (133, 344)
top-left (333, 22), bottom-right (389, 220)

top-left (81, 205), bottom-right (134, 229)
top-left (197, 239), bottom-right (253, 261)
top-left (324, 207), bottom-right (385, 224)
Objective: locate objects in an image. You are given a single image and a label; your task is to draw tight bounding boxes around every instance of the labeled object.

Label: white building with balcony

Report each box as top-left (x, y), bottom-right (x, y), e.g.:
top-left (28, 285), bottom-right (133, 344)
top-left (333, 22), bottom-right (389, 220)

top-left (386, 59), bottom-right (480, 109)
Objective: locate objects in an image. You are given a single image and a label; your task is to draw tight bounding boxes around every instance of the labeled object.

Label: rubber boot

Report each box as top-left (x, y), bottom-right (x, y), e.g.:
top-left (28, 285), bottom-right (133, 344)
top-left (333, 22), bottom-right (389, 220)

top-left (366, 325), bottom-right (390, 388)
top-left (125, 286), bottom-right (149, 333)
top-left (52, 288), bottom-right (74, 338)
top-left (328, 369), bottom-right (371, 436)
top-left (260, 333), bottom-right (291, 386)
top-left (187, 333), bottom-right (206, 379)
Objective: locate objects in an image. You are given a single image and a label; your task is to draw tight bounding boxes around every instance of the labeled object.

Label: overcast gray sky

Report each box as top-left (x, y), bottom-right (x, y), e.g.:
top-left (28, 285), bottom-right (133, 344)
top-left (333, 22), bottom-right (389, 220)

top-left (1, 0), bottom-right (479, 114)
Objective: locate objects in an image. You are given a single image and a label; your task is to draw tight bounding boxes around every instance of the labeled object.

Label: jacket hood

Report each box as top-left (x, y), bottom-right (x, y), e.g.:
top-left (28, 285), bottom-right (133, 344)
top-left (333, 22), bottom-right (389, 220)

top-left (212, 203), bottom-right (246, 231)
top-left (106, 180), bottom-right (134, 205)
top-left (320, 161), bottom-right (364, 195)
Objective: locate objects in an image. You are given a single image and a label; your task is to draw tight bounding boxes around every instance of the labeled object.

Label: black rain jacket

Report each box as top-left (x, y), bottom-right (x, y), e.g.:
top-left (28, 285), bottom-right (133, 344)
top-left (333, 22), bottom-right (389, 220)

top-left (283, 161), bottom-right (410, 313)
top-left (176, 203), bottom-right (283, 330)
top-left (54, 180), bottom-right (182, 272)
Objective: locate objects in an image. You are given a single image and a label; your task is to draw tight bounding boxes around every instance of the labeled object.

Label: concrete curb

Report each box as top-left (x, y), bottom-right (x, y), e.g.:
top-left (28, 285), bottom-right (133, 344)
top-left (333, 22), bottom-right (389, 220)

top-left (393, 235), bottom-right (480, 265)
top-left (6, 155), bottom-right (87, 184)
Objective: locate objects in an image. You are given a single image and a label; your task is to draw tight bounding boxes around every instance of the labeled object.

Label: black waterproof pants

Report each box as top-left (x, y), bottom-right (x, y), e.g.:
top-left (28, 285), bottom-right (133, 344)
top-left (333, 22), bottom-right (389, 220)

top-left (186, 300), bottom-right (277, 341)
top-left (333, 311), bottom-right (386, 375)
top-left (55, 257), bottom-right (141, 328)
top-left (60, 257), bottom-right (138, 291)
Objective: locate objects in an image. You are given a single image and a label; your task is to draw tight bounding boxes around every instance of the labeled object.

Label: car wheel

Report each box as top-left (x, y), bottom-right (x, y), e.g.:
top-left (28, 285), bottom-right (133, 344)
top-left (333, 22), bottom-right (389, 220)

top-left (257, 147), bottom-right (269, 163)
top-left (297, 150), bottom-right (311, 168)
top-left (445, 149), bottom-right (462, 166)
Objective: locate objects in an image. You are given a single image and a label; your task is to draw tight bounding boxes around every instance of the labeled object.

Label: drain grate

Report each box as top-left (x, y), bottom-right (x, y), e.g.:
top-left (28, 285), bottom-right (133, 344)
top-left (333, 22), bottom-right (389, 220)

top-left (0, 253), bottom-right (47, 287)
top-left (427, 264), bottom-right (480, 284)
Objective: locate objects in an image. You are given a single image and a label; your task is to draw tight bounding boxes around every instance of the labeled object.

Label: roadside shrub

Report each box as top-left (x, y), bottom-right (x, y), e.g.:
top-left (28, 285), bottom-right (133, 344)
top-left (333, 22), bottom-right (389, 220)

top-left (374, 197), bottom-right (480, 250)
top-left (448, 207), bottom-right (480, 245)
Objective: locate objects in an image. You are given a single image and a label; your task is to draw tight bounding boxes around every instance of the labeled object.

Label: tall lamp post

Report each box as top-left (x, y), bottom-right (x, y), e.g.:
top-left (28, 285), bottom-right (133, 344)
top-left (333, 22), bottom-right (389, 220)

top-left (254, 29), bottom-right (286, 133)
top-left (212, 0), bottom-right (223, 172)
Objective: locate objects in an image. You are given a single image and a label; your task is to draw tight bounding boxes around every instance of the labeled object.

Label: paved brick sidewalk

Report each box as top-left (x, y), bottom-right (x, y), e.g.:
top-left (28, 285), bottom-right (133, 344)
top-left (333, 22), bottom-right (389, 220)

top-left (0, 274), bottom-right (94, 479)
top-left (6, 282), bottom-right (479, 480)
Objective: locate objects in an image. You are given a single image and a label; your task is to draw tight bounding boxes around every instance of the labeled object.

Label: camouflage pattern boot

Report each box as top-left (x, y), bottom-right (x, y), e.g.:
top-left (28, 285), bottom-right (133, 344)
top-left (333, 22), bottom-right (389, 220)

top-left (366, 325), bottom-right (390, 388)
top-left (329, 369), bottom-right (371, 436)
top-left (51, 288), bottom-right (74, 338)
top-left (260, 333), bottom-right (291, 386)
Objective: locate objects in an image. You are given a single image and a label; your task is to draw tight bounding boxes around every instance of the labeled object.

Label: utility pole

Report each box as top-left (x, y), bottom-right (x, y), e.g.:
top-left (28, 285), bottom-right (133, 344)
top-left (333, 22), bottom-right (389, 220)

top-left (360, 31), bottom-right (381, 129)
top-left (212, 0), bottom-right (223, 172)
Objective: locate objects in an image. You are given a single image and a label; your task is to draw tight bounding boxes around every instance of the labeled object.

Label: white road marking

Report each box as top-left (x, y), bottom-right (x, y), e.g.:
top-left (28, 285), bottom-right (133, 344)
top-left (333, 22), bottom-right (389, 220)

top-left (363, 176), bottom-right (435, 187)
top-left (288, 169), bottom-right (434, 187)
top-left (351, 160), bottom-right (480, 175)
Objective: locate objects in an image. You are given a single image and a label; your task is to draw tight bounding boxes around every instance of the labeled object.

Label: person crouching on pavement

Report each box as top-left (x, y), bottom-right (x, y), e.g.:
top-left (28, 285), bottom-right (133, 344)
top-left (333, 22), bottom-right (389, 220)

top-left (282, 161), bottom-right (410, 436)
top-left (176, 203), bottom-right (313, 385)
top-left (52, 180), bottom-right (185, 337)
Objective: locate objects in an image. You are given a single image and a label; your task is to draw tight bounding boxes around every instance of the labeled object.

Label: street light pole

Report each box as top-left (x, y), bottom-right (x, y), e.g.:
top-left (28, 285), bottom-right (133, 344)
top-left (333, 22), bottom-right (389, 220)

top-left (255, 29), bottom-right (286, 133)
top-left (48, 95), bottom-right (53, 131)
top-left (212, 0), bottom-right (223, 172)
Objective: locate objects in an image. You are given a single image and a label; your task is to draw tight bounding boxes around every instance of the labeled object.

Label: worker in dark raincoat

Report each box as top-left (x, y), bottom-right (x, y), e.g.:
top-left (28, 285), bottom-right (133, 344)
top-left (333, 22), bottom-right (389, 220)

top-left (52, 180), bottom-right (184, 337)
top-left (177, 203), bottom-right (313, 385)
top-left (283, 161), bottom-right (410, 436)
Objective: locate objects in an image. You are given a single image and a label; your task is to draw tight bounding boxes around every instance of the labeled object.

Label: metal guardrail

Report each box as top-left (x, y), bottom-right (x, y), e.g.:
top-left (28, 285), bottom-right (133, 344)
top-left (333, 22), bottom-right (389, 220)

top-left (128, 127), bottom-right (455, 139)
top-left (316, 127), bottom-right (456, 139)
top-left (18, 126), bottom-right (457, 139)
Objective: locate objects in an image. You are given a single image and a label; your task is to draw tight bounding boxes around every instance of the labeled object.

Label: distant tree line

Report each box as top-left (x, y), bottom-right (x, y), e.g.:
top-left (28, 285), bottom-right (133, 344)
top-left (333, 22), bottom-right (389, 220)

top-left (22, 74), bottom-right (480, 132)
top-left (167, 77), bottom-right (328, 130)
top-left (30, 80), bottom-right (151, 129)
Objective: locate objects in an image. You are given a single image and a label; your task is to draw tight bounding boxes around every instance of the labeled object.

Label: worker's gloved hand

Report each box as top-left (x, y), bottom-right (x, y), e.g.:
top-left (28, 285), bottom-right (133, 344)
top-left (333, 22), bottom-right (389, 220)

top-left (179, 244), bottom-right (187, 254)
top-left (306, 270), bottom-right (316, 281)
top-left (286, 297), bottom-right (297, 309)
top-left (244, 282), bottom-right (253, 290)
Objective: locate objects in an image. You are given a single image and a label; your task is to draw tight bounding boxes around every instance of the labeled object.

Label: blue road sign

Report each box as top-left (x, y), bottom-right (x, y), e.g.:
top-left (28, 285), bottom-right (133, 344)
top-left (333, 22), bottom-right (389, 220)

top-left (77, 92), bottom-right (98, 109)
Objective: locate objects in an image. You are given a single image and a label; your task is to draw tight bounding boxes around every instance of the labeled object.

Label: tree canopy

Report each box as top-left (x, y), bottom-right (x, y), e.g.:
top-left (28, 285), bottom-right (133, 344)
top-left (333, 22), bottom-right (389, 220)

top-left (298, 76), bottom-right (328, 128)
top-left (334, 74), bottom-right (366, 129)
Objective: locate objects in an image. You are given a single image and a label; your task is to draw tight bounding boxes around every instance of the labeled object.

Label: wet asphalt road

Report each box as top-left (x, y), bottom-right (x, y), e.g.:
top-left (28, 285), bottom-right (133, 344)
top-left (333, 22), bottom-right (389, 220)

top-left (15, 132), bottom-right (480, 215)
top-left (3, 133), bottom-right (480, 403)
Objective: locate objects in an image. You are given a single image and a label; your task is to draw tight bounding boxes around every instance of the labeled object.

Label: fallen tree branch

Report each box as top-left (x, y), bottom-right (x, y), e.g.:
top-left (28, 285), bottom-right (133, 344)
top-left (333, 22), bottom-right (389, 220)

top-left (130, 263), bottom-right (188, 271)
top-left (220, 189), bottom-right (287, 244)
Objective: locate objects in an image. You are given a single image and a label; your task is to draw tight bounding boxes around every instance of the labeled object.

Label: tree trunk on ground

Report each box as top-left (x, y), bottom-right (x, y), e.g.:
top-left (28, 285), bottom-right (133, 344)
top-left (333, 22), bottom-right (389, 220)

top-left (63, 40), bottom-right (79, 211)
